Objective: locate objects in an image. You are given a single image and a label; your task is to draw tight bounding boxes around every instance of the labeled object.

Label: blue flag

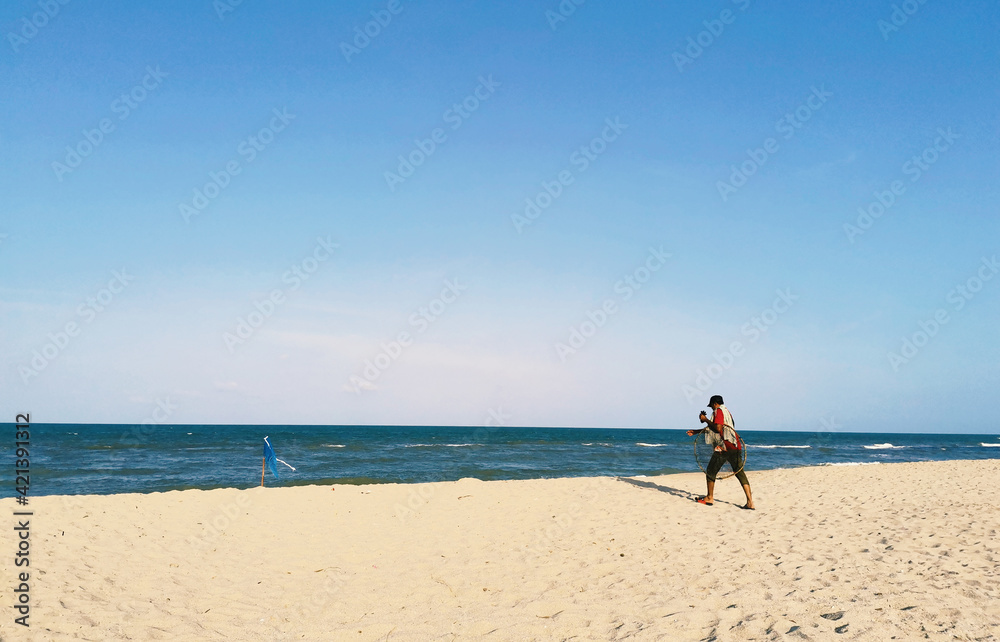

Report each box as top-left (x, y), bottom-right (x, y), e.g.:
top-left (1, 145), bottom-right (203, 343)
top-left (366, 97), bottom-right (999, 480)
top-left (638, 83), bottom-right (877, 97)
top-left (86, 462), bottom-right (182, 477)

top-left (263, 437), bottom-right (281, 479)
top-left (263, 436), bottom-right (295, 481)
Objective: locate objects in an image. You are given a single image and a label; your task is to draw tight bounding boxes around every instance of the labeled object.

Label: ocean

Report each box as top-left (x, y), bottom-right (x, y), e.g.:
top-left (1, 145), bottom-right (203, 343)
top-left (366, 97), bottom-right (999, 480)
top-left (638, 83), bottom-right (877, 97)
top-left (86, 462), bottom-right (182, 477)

top-left (5, 424), bottom-right (999, 496)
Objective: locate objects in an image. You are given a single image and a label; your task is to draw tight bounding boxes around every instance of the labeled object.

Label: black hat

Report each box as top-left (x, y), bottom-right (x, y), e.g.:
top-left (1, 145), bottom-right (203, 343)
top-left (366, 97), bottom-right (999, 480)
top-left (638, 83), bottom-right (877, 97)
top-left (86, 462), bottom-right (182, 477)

top-left (707, 395), bottom-right (724, 407)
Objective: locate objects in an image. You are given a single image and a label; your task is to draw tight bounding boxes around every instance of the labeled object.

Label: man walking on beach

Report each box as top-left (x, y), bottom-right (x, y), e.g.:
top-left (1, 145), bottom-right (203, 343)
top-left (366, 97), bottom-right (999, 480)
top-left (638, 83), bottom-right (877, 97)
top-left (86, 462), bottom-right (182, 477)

top-left (687, 395), bottom-right (755, 509)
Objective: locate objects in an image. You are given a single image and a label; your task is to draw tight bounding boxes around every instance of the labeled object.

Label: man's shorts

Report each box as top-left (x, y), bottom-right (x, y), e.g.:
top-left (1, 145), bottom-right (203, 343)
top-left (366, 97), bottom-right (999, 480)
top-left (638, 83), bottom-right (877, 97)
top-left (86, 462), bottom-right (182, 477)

top-left (706, 448), bottom-right (748, 484)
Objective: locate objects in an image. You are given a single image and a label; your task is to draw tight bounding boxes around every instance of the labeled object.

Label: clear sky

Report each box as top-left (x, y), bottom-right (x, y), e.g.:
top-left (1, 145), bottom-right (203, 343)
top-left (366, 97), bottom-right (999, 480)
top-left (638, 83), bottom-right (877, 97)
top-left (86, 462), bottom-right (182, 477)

top-left (2, 0), bottom-right (998, 432)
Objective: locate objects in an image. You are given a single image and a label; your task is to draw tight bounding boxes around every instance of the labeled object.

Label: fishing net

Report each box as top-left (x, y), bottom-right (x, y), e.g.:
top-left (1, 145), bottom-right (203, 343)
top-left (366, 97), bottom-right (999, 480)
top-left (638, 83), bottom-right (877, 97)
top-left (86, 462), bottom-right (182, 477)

top-left (693, 429), bottom-right (747, 480)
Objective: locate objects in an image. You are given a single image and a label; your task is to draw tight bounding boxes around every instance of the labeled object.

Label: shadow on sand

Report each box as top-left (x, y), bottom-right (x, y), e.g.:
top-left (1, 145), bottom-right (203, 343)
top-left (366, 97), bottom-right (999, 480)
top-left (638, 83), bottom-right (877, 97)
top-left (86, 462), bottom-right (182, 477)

top-left (616, 476), bottom-right (741, 508)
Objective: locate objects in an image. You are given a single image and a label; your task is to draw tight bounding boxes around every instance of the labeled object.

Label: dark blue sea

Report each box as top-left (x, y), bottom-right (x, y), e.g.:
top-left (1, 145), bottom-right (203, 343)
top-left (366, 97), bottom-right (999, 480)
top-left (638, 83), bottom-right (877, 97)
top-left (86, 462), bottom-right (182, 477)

top-left (4, 424), bottom-right (999, 496)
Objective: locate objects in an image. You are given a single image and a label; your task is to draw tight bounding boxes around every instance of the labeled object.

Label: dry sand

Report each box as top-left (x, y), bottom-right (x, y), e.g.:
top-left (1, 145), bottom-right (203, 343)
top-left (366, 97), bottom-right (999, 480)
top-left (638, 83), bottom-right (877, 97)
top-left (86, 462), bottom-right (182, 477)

top-left (2, 459), bottom-right (999, 641)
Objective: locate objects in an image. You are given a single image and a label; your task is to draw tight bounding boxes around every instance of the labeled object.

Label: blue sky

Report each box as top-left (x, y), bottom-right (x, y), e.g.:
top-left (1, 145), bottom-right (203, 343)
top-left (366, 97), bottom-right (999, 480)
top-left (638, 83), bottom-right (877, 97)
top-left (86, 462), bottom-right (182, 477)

top-left (2, 0), bottom-right (998, 432)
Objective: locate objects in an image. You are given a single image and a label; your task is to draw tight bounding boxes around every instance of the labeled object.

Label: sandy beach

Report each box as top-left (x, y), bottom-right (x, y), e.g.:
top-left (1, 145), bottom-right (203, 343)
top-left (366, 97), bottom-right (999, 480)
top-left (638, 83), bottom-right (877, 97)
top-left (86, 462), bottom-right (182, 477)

top-left (2, 459), bottom-right (998, 641)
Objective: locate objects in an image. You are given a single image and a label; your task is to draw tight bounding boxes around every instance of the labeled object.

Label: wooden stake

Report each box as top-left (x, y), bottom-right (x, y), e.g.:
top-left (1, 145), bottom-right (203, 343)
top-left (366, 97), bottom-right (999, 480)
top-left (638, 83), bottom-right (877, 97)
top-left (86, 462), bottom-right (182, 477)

top-left (261, 457), bottom-right (265, 487)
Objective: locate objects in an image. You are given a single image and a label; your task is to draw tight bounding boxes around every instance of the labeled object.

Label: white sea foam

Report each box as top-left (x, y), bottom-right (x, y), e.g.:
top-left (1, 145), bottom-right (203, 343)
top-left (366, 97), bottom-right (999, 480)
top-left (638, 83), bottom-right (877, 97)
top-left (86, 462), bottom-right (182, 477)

top-left (322, 444), bottom-right (346, 448)
top-left (636, 442), bottom-right (668, 447)
top-left (823, 461), bottom-right (882, 466)
top-left (863, 443), bottom-right (905, 450)
top-left (582, 442), bottom-right (613, 447)
top-left (981, 443), bottom-right (1000, 448)
top-left (405, 443), bottom-right (477, 448)
top-left (751, 445), bottom-right (811, 449)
